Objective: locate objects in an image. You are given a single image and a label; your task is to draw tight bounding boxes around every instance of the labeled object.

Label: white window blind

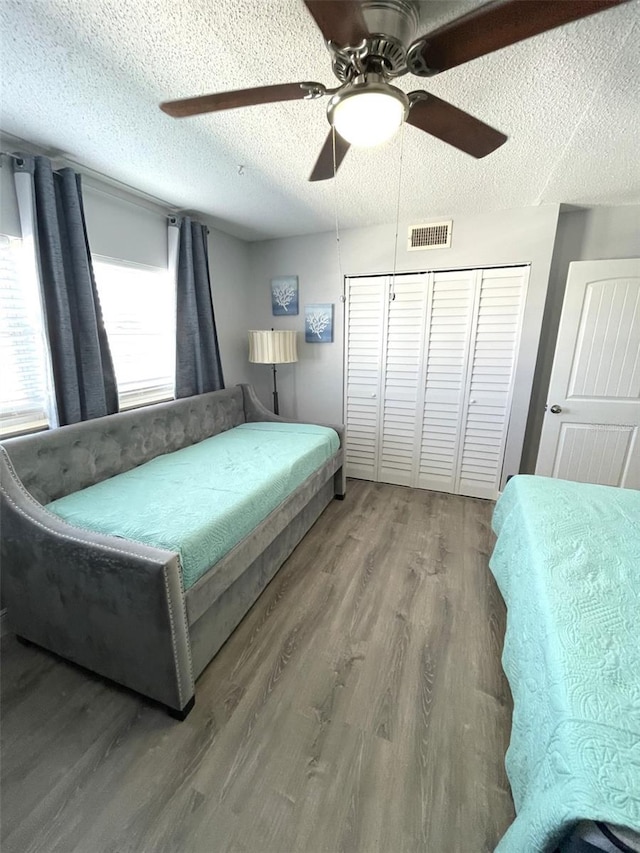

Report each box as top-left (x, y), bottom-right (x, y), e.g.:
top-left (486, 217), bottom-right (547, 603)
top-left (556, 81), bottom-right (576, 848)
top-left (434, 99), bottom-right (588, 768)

top-left (93, 257), bottom-right (175, 410)
top-left (0, 233), bottom-right (52, 437)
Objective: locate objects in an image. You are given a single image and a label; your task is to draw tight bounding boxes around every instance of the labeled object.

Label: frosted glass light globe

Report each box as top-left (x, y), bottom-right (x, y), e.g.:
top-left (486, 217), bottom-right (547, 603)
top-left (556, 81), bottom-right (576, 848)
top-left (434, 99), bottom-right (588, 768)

top-left (332, 90), bottom-right (406, 148)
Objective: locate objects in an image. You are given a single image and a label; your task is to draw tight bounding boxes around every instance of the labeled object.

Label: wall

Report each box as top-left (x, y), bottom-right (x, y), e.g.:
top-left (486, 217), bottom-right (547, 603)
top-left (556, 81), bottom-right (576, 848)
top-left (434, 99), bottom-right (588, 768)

top-left (206, 226), bottom-right (251, 388)
top-left (0, 158), bottom-right (21, 236)
top-left (521, 204), bottom-right (640, 472)
top-left (248, 204), bottom-right (561, 485)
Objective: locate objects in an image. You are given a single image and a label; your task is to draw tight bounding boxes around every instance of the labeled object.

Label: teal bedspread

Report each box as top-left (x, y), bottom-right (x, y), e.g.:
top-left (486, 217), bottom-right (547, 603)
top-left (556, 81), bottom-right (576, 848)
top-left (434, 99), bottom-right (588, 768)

top-left (46, 422), bottom-right (339, 589)
top-left (490, 476), bottom-right (640, 852)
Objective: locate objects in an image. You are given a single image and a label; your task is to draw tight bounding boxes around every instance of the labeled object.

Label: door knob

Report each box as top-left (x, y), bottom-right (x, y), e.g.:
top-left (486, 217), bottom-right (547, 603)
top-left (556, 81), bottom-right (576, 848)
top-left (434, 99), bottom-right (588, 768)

top-left (550, 404), bottom-right (562, 414)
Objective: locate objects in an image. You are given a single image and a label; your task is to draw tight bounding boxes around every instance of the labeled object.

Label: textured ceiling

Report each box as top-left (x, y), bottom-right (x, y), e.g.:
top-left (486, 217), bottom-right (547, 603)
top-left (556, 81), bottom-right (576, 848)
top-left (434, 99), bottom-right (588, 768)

top-left (1, 0), bottom-right (639, 240)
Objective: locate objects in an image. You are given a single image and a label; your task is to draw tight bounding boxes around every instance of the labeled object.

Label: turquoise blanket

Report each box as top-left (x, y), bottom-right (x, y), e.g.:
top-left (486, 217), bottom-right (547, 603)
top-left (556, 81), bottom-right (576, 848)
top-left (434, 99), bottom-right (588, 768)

top-left (47, 422), bottom-right (339, 589)
top-left (490, 476), bottom-right (640, 852)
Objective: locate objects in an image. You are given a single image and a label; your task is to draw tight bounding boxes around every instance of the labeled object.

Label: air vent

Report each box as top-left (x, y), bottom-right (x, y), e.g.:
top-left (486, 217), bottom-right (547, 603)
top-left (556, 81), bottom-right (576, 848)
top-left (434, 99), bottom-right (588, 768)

top-left (407, 220), bottom-right (452, 251)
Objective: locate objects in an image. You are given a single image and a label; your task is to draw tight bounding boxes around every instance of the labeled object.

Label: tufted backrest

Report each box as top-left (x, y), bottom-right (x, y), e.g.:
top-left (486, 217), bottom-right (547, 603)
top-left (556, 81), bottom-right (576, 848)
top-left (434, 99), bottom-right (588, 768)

top-left (2, 387), bottom-right (246, 504)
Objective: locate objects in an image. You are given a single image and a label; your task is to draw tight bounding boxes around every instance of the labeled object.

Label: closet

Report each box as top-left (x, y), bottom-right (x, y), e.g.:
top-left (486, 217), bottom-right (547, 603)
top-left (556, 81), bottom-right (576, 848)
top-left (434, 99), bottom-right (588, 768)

top-left (344, 266), bottom-right (529, 500)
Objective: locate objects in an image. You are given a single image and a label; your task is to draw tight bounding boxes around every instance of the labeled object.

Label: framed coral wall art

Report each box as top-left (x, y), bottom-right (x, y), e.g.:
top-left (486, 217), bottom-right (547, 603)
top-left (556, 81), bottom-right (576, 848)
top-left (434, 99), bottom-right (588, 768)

top-left (271, 276), bottom-right (299, 315)
top-left (305, 303), bottom-right (333, 343)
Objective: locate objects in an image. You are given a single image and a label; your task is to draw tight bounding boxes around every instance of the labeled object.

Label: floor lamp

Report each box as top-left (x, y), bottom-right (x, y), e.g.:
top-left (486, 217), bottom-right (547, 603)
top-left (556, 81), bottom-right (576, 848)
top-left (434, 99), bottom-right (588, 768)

top-left (248, 330), bottom-right (298, 415)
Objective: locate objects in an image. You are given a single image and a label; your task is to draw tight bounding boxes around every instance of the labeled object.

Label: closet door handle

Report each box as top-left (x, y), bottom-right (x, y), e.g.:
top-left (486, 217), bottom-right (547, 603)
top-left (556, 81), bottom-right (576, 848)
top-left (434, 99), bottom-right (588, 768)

top-left (469, 399), bottom-right (476, 404)
top-left (371, 393), bottom-right (377, 399)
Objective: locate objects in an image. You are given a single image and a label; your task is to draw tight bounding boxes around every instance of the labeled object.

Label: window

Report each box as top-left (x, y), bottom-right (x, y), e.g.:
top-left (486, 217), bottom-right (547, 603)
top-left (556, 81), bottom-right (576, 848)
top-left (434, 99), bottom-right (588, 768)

top-left (93, 257), bottom-right (175, 410)
top-left (0, 233), bottom-right (53, 437)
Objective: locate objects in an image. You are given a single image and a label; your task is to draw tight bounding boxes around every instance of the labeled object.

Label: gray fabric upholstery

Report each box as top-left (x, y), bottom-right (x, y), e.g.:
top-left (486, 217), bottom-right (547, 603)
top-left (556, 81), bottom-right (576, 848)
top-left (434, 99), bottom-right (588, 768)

top-left (1, 448), bottom-right (193, 711)
top-left (0, 385), bottom-right (344, 715)
top-left (3, 387), bottom-right (245, 504)
top-left (190, 478), bottom-right (335, 678)
top-left (185, 454), bottom-right (341, 624)
top-left (240, 384), bottom-right (347, 496)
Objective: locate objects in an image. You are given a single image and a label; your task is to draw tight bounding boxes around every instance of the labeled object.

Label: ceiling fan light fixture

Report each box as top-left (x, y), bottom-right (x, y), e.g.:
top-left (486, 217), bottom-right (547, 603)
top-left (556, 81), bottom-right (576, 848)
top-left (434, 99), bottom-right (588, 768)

top-left (328, 80), bottom-right (409, 148)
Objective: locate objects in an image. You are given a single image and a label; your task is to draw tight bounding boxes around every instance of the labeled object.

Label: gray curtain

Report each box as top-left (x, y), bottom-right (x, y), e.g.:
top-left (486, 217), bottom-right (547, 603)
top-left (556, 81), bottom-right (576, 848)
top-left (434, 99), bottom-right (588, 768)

top-left (174, 216), bottom-right (224, 398)
top-left (14, 155), bottom-right (118, 425)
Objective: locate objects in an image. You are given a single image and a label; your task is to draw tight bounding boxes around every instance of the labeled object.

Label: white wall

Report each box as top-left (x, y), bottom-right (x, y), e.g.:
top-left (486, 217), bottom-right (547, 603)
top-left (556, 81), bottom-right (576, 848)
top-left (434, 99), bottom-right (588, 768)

top-left (206, 226), bottom-right (251, 388)
top-left (574, 205), bottom-right (640, 259)
top-left (521, 204), bottom-right (640, 471)
top-left (0, 159), bottom-right (21, 236)
top-left (249, 204), bottom-right (561, 482)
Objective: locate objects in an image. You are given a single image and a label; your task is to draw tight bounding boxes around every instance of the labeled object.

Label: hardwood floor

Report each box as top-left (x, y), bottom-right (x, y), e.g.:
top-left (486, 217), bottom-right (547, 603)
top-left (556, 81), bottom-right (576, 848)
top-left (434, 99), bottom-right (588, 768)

top-left (0, 481), bottom-right (514, 853)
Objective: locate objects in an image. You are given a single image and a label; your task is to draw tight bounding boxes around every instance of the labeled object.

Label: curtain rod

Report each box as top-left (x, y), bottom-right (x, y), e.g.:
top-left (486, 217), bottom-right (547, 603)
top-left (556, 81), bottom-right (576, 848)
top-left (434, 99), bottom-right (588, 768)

top-left (0, 147), bottom-right (181, 215)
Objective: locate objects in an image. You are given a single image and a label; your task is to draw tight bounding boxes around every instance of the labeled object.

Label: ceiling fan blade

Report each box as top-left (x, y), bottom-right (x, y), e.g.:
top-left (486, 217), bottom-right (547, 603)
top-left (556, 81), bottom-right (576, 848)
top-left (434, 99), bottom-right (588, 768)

top-left (303, 0), bottom-right (370, 47)
top-left (407, 93), bottom-right (507, 158)
top-left (407, 0), bottom-right (631, 75)
top-left (161, 82), bottom-right (325, 118)
top-left (309, 131), bottom-right (351, 181)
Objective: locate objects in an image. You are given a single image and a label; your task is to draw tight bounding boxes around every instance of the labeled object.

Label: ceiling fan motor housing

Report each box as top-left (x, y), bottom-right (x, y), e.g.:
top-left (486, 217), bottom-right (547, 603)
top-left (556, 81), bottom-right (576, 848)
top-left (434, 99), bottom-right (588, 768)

top-left (330, 0), bottom-right (420, 81)
top-left (360, 0), bottom-right (419, 46)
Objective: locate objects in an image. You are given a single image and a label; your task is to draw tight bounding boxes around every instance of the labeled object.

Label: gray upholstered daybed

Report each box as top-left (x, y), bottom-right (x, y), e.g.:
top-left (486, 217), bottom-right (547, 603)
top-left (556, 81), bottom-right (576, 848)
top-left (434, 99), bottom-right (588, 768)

top-left (0, 384), bottom-right (345, 719)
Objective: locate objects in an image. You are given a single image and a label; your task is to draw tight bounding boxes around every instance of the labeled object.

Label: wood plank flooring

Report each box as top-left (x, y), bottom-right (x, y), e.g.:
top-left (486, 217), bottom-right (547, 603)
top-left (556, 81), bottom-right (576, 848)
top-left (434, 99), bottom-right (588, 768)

top-left (0, 480), bottom-right (514, 853)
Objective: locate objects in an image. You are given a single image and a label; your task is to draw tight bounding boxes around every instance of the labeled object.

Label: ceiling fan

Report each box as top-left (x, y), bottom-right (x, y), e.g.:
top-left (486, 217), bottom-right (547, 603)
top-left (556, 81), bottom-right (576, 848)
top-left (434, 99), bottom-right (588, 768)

top-left (160, 0), bottom-right (630, 182)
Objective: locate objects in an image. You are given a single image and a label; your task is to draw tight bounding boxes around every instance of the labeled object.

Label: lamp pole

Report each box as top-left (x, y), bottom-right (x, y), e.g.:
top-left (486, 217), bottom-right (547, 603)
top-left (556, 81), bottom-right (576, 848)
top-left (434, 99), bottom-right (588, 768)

top-left (248, 329), bottom-right (296, 418)
top-left (272, 362), bottom-right (279, 415)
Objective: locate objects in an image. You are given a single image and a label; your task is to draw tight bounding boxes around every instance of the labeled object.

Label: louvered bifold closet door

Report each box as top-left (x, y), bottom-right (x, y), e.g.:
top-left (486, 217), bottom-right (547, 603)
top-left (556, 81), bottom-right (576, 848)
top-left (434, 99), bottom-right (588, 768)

top-left (418, 270), bottom-right (476, 492)
top-left (456, 267), bottom-right (528, 499)
top-left (379, 275), bottom-right (429, 486)
top-left (344, 276), bottom-right (387, 480)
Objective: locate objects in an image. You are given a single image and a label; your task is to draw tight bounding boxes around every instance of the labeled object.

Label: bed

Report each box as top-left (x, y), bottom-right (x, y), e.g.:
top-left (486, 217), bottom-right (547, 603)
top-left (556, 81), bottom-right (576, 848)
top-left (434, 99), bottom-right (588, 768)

top-left (0, 385), bottom-right (344, 718)
top-left (489, 475), bottom-right (640, 853)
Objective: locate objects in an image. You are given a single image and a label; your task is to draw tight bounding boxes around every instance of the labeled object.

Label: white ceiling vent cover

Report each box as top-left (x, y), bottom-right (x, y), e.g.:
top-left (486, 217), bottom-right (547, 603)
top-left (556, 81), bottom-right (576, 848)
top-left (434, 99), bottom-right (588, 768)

top-left (407, 221), bottom-right (452, 251)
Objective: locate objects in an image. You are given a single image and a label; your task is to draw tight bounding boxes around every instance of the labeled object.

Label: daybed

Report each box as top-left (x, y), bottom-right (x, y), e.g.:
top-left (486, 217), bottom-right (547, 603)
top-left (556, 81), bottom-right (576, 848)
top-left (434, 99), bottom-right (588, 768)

top-left (490, 475), bottom-right (640, 853)
top-left (0, 384), bottom-right (345, 719)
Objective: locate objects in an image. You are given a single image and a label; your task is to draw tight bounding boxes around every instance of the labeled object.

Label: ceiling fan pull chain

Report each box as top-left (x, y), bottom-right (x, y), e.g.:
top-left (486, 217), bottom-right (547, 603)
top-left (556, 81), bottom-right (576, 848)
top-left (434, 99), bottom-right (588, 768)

top-left (332, 127), bottom-right (346, 303)
top-left (390, 121), bottom-right (406, 303)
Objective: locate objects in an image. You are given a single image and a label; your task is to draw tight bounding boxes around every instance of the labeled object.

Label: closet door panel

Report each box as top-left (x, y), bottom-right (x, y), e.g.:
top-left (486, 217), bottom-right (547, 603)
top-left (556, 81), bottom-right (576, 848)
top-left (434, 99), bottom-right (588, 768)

top-left (457, 268), bottom-right (528, 499)
top-left (418, 271), bottom-right (475, 492)
top-left (345, 278), bottom-right (386, 480)
top-left (345, 266), bottom-right (529, 496)
top-left (379, 276), bottom-right (428, 486)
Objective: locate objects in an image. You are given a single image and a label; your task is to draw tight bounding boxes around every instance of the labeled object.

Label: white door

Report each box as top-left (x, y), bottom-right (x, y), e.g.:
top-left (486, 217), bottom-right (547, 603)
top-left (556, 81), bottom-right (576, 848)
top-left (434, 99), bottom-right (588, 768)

top-left (417, 267), bottom-right (528, 499)
top-left (344, 266), bottom-right (529, 499)
top-left (418, 269), bottom-right (476, 493)
top-left (344, 273), bottom-right (429, 486)
top-left (456, 266), bottom-right (528, 499)
top-left (344, 276), bottom-right (387, 480)
top-left (379, 274), bottom-right (429, 487)
top-left (536, 259), bottom-right (640, 488)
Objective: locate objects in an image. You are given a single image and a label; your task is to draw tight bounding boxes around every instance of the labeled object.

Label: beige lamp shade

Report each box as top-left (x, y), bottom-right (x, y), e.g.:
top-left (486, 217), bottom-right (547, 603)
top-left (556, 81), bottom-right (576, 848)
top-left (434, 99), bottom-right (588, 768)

top-left (248, 330), bottom-right (298, 364)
